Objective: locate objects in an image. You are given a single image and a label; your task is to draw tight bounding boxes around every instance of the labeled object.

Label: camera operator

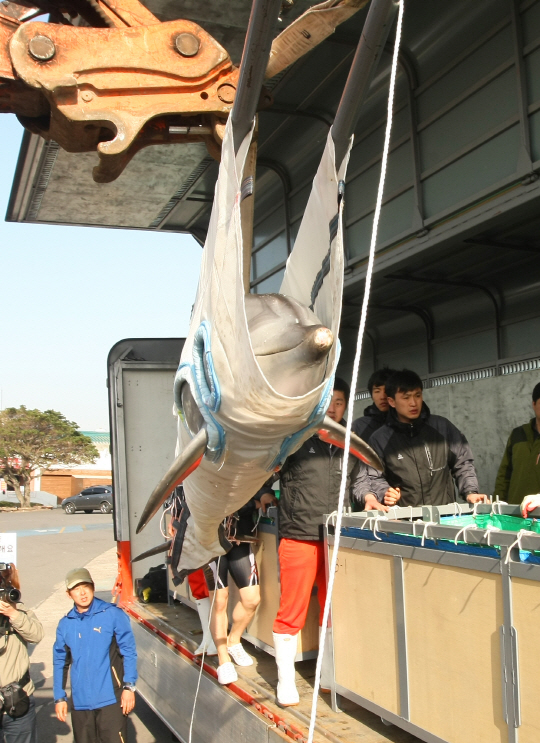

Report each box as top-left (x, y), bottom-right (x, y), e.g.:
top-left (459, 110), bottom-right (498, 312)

top-left (0, 563), bottom-right (44, 743)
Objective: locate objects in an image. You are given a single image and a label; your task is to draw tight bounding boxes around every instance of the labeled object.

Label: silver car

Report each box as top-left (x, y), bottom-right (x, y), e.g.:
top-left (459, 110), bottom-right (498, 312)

top-left (62, 486), bottom-right (113, 514)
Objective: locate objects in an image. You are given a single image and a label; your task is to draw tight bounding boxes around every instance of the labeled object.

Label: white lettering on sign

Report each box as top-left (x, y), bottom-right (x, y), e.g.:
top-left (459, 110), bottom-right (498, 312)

top-left (0, 533), bottom-right (17, 567)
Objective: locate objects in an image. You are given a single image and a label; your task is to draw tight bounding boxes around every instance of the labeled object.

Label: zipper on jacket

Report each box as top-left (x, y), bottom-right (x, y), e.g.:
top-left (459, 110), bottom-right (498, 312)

top-left (424, 444), bottom-right (445, 476)
top-left (112, 666), bottom-right (121, 688)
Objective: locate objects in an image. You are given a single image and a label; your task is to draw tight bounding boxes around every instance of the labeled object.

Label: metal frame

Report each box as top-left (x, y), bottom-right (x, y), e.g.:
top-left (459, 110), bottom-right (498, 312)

top-left (131, 618), bottom-right (275, 743)
top-left (231, 0), bottom-right (282, 153)
top-left (323, 502), bottom-right (540, 743)
top-left (331, 0), bottom-right (398, 168)
top-left (107, 338), bottom-right (183, 542)
top-left (254, 0), bottom-right (540, 294)
top-left (384, 273), bottom-right (502, 367)
top-left (393, 555), bottom-right (409, 721)
top-left (109, 357), bottom-right (179, 542)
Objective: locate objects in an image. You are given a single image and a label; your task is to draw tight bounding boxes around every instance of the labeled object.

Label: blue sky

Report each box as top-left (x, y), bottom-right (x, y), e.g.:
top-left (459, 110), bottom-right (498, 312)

top-left (0, 114), bottom-right (202, 430)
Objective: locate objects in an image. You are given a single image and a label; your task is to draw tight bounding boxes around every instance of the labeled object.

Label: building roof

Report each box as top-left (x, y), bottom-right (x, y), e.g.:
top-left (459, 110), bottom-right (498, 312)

top-left (6, 0), bottom-right (540, 390)
top-left (80, 431), bottom-right (111, 445)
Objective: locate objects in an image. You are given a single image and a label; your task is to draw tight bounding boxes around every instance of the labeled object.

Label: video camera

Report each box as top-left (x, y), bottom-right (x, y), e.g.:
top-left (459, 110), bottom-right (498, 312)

top-left (0, 563), bottom-right (21, 603)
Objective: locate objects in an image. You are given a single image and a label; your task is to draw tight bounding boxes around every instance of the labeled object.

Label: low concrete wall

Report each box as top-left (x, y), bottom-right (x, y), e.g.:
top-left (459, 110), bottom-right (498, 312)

top-left (1, 491), bottom-right (58, 507)
top-left (423, 369), bottom-right (539, 495)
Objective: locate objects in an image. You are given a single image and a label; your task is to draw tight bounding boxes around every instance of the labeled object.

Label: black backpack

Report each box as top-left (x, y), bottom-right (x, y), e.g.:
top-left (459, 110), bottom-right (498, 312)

top-left (136, 565), bottom-right (167, 603)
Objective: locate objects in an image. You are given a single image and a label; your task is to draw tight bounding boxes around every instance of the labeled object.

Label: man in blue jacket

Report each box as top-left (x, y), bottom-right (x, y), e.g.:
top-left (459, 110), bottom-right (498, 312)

top-left (53, 567), bottom-right (137, 743)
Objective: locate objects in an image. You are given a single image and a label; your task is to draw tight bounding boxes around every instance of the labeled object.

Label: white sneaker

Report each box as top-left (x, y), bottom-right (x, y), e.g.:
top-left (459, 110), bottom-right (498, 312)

top-left (217, 661), bottom-right (238, 685)
top-left (227, 643), bottom-right (254, 667)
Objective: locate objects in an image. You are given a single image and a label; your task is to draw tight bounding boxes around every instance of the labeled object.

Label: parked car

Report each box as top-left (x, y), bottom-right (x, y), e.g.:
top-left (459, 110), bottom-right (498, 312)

top-left (62, 486), bottom-right (113, 514)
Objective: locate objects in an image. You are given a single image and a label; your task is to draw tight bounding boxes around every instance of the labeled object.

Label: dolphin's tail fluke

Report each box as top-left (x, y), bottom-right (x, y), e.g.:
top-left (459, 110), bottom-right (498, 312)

top-left (136, 428), bottom-right (208, 534)
top-left (318, 415), bottom-right (383, 470)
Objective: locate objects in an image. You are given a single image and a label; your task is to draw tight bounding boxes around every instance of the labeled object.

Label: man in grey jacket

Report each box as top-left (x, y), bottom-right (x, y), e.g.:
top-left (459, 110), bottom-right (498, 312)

top-left (0, 563), bottom-right (44, 743)
top-left (352, 367), bottom-right (396, 443)
top-left (363, 369), bottom-right (488, 508)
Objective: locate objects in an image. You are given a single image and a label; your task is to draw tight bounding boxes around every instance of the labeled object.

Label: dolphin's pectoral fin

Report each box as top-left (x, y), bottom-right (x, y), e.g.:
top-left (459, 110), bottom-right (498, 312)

top-left (136, 428), bottom-right (208, 534)
top-left (131, 540), bottom-right (172, 564)
top-left (317, 415), bottom-right (383, 470)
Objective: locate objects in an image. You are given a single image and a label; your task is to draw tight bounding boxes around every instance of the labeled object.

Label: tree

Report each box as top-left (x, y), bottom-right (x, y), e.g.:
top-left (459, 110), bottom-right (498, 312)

top-left (0, 406), bottom-right (99, 507)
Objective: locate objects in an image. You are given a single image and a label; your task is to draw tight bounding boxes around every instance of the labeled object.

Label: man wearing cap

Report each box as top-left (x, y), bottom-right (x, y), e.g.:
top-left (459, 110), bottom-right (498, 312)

top-left (53, 568), bottom-right (138, 743)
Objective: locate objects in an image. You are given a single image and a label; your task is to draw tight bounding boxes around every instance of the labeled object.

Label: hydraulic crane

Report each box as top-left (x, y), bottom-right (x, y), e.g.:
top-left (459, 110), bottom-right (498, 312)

top-left (0, 0), bottom-right (367, 182)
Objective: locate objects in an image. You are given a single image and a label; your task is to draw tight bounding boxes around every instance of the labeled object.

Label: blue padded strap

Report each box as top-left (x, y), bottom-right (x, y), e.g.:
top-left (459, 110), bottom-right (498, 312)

top-left (174, 322), bottom-right (225, 462)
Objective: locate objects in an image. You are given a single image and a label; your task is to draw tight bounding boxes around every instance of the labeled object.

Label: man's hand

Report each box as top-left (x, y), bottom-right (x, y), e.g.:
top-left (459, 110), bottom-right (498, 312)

top-left (384, 487), bottom-right (401, 507)
top-left (363, 494), bottom-right (388, 512)
top-left (521, 494), bottom-right (540, 518)
top-left (0, 601), bottom-right (18, 620)
top-left (466, 493), bottom-right (489, 504)
top-left (55, 701), bottom-right (68, 722)
top-left (255, 492), bottom-right (278, 514)
top-left (121, 689), bottom-right (136, 715)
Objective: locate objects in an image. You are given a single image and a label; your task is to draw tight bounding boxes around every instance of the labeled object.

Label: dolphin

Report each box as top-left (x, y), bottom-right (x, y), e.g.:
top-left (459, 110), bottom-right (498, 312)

top-left (136, 117), bottom-right (381, 579)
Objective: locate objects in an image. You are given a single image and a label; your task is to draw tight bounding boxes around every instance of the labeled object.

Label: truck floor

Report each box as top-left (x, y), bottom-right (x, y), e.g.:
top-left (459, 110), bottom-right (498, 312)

top-left (128, 599), bottom-right (420, 743)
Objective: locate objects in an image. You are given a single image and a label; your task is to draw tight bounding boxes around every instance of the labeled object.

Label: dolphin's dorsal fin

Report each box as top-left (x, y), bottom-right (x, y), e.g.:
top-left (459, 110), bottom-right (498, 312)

top-left (317, 415), bottom-right (382, 470)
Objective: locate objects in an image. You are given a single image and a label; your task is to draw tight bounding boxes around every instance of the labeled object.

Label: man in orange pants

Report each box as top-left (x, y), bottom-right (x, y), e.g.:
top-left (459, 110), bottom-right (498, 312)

top-left (269, 378), bottom-right (361, 706)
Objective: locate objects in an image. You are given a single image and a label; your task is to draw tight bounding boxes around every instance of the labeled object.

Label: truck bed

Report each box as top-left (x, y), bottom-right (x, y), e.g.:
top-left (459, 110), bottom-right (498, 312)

top-left (125, 598), bottom-right (420, 743)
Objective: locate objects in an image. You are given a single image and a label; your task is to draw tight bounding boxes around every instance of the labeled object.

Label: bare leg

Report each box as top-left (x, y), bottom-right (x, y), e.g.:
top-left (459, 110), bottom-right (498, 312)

top-left (209, 587), bottom-right (230, 667)
top-left (228, 585), bottom-right (260, 646)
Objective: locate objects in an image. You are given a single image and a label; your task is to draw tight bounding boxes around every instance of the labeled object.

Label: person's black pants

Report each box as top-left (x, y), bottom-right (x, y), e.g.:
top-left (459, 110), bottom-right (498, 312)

top-left (0, 695), bottom-right (37, 743)
top-left (71, 701), bottom-right (127, 743)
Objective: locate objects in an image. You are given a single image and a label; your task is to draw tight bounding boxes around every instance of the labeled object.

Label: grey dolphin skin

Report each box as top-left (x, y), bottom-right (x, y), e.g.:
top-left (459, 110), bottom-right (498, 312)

top-left (136, 293), bottom-right (383, 543)
top-left (245, 293), bottom-right (334, 397)
top-left (136, 428), bottom-right (208, 534)
top-left (136, 292), bottom-right (337, 537)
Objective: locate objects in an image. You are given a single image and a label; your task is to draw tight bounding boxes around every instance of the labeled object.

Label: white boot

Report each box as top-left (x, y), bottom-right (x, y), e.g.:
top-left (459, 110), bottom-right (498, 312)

top-left (318, 627), bottom-right (333, 693)
top-left (273, 632), bottom-right (299, 706)
top-left (194, 598), bottom-right (217, 656)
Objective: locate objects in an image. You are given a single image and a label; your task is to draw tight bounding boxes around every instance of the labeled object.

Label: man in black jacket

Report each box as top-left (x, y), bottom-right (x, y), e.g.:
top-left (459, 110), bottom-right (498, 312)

top-left (364, 370), bottom-right (488, 509)
top-left (352, 367), bottom-right (396, 443)
top-left (269, 378), bottom-right (359, 707)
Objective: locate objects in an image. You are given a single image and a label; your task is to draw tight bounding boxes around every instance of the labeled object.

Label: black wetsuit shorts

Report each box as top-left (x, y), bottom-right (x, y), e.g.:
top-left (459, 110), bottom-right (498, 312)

top-left (204, 542), bottom-right (259, 591)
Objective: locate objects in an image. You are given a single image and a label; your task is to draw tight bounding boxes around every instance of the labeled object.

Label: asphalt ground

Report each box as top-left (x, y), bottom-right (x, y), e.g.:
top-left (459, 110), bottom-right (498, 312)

top-left (0, 508), bottom-right (173, 742)
top-left (0, 509), bottom-right (115, 608)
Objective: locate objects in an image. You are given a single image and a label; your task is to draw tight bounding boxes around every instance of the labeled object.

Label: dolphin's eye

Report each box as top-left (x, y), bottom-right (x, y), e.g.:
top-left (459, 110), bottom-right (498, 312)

top-left (180, 383), bottom-right (204, 436)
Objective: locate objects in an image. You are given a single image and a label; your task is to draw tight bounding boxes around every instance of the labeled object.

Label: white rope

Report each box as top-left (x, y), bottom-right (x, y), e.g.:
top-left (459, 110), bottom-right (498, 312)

top-left (405, 505), bottom-right (414, 522)
top-left (505, 529), bottom-right (536, 564)
top-left (454, 523), bottom-right (477, 546)
top-left (307, 4), bottom-right (404, 739)
top-left (421, 521), bottom-right (437, 547)
top-left (485, 525), bottom-right (501, 546)
top-left (492, 500), bottom-right (508, 515)
top-left (325, 510), bottom-right (339, 529)
top-left (362, 515), bottom-right (388, 540)
top-left (159, 500), bottom-right (174, 538)
top-left (188, 555), bottom-right (221, 743)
